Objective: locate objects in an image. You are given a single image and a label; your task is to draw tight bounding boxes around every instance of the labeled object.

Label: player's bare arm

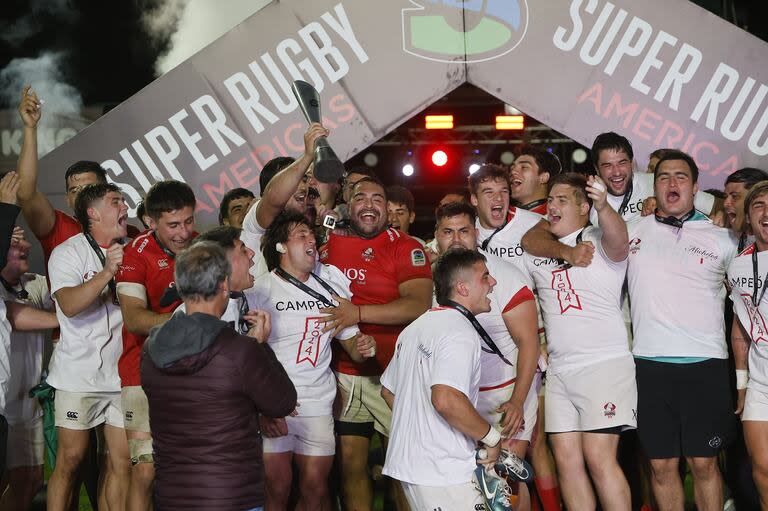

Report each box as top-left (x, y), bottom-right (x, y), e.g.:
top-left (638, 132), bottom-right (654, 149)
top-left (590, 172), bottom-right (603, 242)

top-left (521, 219), bottom-right (594, 267)
top-left (117, 292), bottom-right (172, 335)
top-left (5, 301), bottom-right (58, 330)
top-left (588, 175), bottom-right (629, 262)
top-left (732, 315), bottom-right (750, 415)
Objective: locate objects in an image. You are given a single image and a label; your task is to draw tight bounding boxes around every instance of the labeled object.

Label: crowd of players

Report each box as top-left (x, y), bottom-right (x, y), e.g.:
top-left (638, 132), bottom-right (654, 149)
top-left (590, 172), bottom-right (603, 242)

top-left (0, 84), bottom-right (767, 511)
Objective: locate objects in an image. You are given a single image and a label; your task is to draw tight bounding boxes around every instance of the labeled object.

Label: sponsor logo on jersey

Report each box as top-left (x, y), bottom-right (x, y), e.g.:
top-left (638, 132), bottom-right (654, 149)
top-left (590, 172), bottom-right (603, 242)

top-left (83, 270), bottom-right (98, 281)
top-left (603, 402), bottom-right (616, 418)
top-left (686, 245), bottom-right (719, 264)
top-left (320, 248), bottom-right (329, 260)
top-left (125, 411), bottom-right (134, 421)
top-left (417, 343), bottom-right (433, 359)
top-left (362, 247), bottom-right (375, 262)
top-left (629, 237), bottom-right (642, 255)
top-left (344, 268), bottom-right (368, 282)
top-left (137, 237), bottom-right (150, 253)
top-left (708, 436), bottom-right (722, 448)
top-left (158, 258), bottom-right (169, 269)
top-left (532, 257), bottom-right (559, 267)
top-left (66, 411), bottom-right (79, 420)
top-left (411, 248), bottom-right (426, 266)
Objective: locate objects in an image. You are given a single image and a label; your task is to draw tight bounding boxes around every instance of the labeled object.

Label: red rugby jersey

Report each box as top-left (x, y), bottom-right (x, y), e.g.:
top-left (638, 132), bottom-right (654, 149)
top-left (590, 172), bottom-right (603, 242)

top-left (116, 231), bottom-right (180, 386)
top-left (320, 228), bottom-right (432, 376)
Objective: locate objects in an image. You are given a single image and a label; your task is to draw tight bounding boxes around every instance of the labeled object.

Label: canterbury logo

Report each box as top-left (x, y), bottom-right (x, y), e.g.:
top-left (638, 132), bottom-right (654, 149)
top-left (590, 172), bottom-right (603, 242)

top-left (125, 411), bottom-right (134, 420)
top-left (66, 411), bottom-right (79, 420)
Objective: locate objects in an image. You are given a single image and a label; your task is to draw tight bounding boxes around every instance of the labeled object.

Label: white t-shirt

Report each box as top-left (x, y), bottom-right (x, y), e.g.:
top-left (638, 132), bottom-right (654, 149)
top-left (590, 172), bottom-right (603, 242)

top-left (175, 296), bottom-right (246, 334)
top-left (627, 214), bottom-right (737, 358)
top-left (591, 172), bottom-right (715, 226)
top-left (382, 307), bottom-right (482, 486)
top-left (476, 207), bottom-right (542, 272)
top-left (476, 251), bottom-right (534, 388)
top-left (47, 234), bottom-right (123, 393)
top-left (240, 199), bottom-right (269, 282)
top-left (0, 274), bottom-right (50, 424)
top-left (728, 246), bottom-right (768, 393)
top-left (525, 226), bottom-right (629, 374)
top-left (247, 264), bottom-right (358, 416)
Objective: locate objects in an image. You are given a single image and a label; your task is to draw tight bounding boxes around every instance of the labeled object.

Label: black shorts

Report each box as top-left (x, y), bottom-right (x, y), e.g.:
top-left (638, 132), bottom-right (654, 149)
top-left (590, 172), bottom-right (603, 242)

top-left (636, 357), bottom-right (735, 459)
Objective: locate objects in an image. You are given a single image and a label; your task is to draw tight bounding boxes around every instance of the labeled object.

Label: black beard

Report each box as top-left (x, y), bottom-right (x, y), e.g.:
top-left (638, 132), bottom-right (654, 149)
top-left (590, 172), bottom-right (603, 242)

top-left (350, 219), bottom-right (384, 239)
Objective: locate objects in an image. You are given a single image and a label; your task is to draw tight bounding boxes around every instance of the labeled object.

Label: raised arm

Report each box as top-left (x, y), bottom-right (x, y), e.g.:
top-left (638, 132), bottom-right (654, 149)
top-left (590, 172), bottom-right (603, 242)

top-left (16, 86), bottom-right (57, 240)
top-left (0, 172), bottom-right (22, 270)
top-left (521, 219), bottom-right (595, 266)
top-left (53, 243), bottom-right (122, 318)
top-left (254, 123), bottom-right (328, 229)
top-left (588, 176), bottom-right (628, 262)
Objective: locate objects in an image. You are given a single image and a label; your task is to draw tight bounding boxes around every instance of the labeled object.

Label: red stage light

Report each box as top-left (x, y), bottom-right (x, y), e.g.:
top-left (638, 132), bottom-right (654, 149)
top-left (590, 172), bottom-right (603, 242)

top-left (431, 150), bottom-right (448, 167)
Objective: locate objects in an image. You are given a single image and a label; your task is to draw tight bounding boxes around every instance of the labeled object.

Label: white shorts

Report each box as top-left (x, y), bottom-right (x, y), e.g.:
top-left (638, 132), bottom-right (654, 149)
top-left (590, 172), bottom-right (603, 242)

top-left (401, 480), bottom-right (482, 511)
top-left (545, 356), bottom-right (637, 433)
top-left (54, 390), bottom-right (124, 430)
top-left (121, 386), bottom-right (151, 433)
top-left (476, 372), bottom-right (541, 444)
top-left (335, 372), bottom-right (392, 436)
top-left (6, 416), bottom-right (44, 468)
top-left (262, 415), bottom-right (335, 456)
top-left (743, 387), bottom-right (768, 422)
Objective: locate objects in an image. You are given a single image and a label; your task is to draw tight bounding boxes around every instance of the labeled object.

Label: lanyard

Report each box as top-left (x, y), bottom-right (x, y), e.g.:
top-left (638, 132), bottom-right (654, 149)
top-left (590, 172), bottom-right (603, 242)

top-left (653, 209), bottom-right (696, 229)
top-left (0, 276), bottom-right (27, 300)
top-left (558, 227), bottom-right (587, 270)
top-left (739, 233), bottom-right (748, 253)
top-left (228, 291), bottom-right (250, 334)
top-left (520, 198), bottom-right (546, 211)
top-left (480, 221), bottom-right (507, 252)
top-left (752, 247), bottom-right (768, 307)
top-left (617, 175), bottom-right (634, 217)
top-left (444, 300), bottom-right (513, 366)
top-left (84, 233), bottom-right (119, 305)
top-left (275, 267), bottom-right (338, 308)
top-left (152, 232), bottom-right (175, 259)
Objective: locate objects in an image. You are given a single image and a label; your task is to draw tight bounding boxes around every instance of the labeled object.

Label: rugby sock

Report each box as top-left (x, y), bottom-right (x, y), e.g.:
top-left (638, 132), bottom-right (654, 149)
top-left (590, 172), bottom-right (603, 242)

top-left (534, 475), bottom-right (561, 511)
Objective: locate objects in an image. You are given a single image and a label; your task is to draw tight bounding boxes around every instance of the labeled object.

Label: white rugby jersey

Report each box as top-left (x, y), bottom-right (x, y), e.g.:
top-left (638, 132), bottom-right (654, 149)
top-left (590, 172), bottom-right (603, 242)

top-left (590, 172), bottom-right (715, 226)
top-left (728, 245), bottom-right (768, 394)
top-left (48, 234), bottom-right (123, 393)
top-left (382, 307), bottom-right (481, 486)
top-left (247, 263), bottom-right (358, 416)
top-left (0, 274), bottom-right (50, 424)
top-left (476, 207), bottom-right (542, 272)
top-left (240, 199), bottom-right (269, 282)
top-left (627, 214), bottom-right (737, 358)
top-left (432, 251), bottom-right (535, 388)
top-left (525, 226), bottom-right (629, 374)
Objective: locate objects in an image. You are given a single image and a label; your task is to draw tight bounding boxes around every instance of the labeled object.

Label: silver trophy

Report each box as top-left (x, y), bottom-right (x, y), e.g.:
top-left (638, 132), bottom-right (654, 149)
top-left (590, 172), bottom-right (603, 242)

top-left (291, 80), bottom-right (346, 183)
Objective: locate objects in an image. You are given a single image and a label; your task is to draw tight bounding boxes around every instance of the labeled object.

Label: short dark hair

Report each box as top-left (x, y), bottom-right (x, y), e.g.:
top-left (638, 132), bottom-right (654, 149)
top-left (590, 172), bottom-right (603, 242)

top-left (654, 150), bottom-right (699, 183)
top-left (218, 187), bottom-right (255, 224)
top-left (517, 146), bottom-right (562, 177)
top-left (260, 157), bottom-right (295, 194)
top-left (193, 226), bottom-right (242, 251)
top-left (345, 166), bottom-right (377, 180)
top-left (649, 148), bottom-right (675, 161)
top-left (386, 185), bottom-right (415, 213)
top-left (261, 212), bottom-right (316, 272)
top-left (64, 161), bottom-right (108, 187)
top-left (351, 176), bottom-right (387, 198)
top-left (703, 188), bottom-right (726, 200)
top-left (433, 248), bottom-right (486, 306)
top-left (74, 182), bottom-right (121, 231)
top-left (549, 173), bottom-right (593, 208)
top-left (725, 167), bottom-right (768, 189)
top-left (135, 200), bottom-right (149, 229)
top-left (435, 201), bottom-right (477, 225)
top-left (591, 132), bottom-right (634, 167)
top-left (468, 163), bottom-right (509, 195)
top-left (144, 180), bottom-right (196, 220)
